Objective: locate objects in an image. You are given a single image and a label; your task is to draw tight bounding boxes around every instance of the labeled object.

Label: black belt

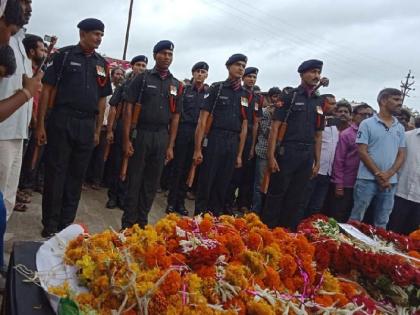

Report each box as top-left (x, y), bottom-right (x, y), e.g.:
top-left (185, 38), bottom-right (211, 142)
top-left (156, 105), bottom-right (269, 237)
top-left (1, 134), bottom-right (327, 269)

top-left (54, 106), bottom-right (96, 119)
top-left (137, 124), bottom-right (167, 132)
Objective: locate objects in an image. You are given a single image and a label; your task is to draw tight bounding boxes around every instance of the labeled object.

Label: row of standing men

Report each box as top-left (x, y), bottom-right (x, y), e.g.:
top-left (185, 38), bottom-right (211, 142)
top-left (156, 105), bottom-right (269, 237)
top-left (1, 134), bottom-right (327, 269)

top-left (35, 18), bottom-right (330, 237)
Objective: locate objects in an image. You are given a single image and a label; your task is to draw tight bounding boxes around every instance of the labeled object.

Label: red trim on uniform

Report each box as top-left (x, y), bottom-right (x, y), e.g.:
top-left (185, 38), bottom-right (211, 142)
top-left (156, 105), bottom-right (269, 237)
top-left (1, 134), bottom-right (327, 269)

top-left (96, 61), bottom-right (109, 87)
top-left (169, 83), bottom-right (183, 114)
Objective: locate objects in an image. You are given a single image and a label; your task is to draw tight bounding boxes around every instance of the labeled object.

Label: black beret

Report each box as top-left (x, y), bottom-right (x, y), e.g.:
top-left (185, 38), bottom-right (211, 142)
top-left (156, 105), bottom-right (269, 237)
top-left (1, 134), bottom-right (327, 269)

top-left (225, 53), bottom-right (247, 66)
top-left (153, 40), bottom-right (174, 54)
top-left (130, 55), bottom-right (148, 65)
top-left (77, 18), bottom-right (105, 32)
top-left (244, 67), bottom-right (259, 77)
top-left (191, 61), bottom-right (209, 72)
top-left (297, 59), bottom-right (323, 74)
top-left (268, 87), bottom-right (282, 96)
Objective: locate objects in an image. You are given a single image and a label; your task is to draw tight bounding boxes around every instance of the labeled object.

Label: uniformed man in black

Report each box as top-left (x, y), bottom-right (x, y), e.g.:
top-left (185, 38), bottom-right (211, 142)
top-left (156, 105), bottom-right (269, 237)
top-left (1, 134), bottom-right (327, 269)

top-left (166, 61), bottom-right (209, 216)
top-left (225, 67), bottom-right (263, 213)
top-left (36, 18), bottom-right (112, 237)
top-left (105, 54), bottom-right (148, 209)
top-left (193, 54), bottom-right (249, 216)
top-left (261, 59), bottom-right (326, 230)
top-left (121, 40), bottom-right (182, 228)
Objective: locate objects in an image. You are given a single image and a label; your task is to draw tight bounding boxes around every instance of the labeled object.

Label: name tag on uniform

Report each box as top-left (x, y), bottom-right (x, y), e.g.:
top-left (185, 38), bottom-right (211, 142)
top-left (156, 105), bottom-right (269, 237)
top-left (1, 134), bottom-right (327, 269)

top-left (241, 97), bottom-right (249, 107)
top-left (70, 61), bottom-right (81, 66)
top-left (147, 85), bottom-right (157, 89)
top-left (316, 105), bottom-right (324, 115)
top-left (170, 85), bottom-right (177, 96)
top-left (220, 96), bottom-right (229, 100)
top-left (295, 102), bottom-right (305, 106)
top-left (96, 65), bottom-right (106, 77)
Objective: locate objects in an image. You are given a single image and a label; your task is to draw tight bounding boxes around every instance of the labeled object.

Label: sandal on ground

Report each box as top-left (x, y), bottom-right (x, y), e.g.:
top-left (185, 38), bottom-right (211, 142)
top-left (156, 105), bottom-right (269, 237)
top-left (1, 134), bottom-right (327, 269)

top-left (13, 203), bottom-right (27, 212)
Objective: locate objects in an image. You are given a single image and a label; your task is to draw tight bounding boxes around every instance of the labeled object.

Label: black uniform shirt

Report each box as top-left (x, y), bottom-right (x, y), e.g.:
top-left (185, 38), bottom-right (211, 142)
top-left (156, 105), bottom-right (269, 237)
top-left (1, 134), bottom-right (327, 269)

top-left (180, 84), bottom-right (206, 125)
top-left (43, 44), bottom-right (112, 113)
top-left (273, 85), bottom-right (324, 144)
top-left (124, 68), bottom-right (182, 126)
top-left (201, 80), bottom-right (248, 133)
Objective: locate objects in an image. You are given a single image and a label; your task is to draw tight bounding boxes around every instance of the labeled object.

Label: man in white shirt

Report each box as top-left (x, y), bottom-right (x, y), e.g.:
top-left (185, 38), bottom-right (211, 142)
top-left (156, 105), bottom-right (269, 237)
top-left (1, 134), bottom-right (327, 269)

top-left (0, 0), bottom-right (33, 219)
top-left (388, 125), bottom-right (420, 234)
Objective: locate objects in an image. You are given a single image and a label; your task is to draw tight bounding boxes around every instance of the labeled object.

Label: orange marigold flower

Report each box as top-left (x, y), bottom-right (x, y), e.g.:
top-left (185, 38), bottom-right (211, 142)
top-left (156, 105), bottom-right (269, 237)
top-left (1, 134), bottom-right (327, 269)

top-left (199, 217), bottom-right (214, 234)
top-left (148, 290), bottom-right (169, 314)
top-left (247, 231), bottom-right (264, 251)
top-left (314, 294), bottom-right (335, 307)
top-left (224, 296), bottom-right (247, 315)
top-left (161, 270), bottom-right (182, 296)
top-left (263, 266), bottom-right (283, 290)
top-left (195, 265), bottom-right (216, 278)
top-left (409, 229), bottom-right (420, 241)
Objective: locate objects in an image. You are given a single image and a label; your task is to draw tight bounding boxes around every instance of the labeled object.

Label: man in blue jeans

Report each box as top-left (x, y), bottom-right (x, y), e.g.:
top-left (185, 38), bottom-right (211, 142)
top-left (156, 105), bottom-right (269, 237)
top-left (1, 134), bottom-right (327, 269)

top-left (350, 88), bottom-right (406, 228)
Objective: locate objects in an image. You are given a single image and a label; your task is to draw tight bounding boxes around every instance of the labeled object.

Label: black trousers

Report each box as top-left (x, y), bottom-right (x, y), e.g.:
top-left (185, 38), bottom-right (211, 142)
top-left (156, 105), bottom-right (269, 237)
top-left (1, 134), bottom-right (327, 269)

top-left (388, 196), bottom-right (420, 235)
top-left (327, 187), bottom-right (354, 223)
top-left (86, 128), bottom-right (107, 185)
top-left (121, 128), bottom-right (168, 228)
top-left (301, 174), bottom-right (331, 218)
top-left (167, 124), bottom-right (195, 209)
top-left (107, 120), bottom-right (128, 205)
top-left (42, 109), bottom-right (95, 231)
top-left (225, 133), bottom-right (255, 209)
top-left (19, 128), bottom-right (45, 190)
top-left (195, 129), bottom-right (239, 216)
top-left (261, 143), bottom-right (313, 231)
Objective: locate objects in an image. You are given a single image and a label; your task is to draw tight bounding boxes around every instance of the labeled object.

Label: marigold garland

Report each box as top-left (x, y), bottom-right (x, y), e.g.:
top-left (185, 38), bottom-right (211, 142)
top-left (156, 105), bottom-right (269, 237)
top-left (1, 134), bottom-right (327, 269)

top-left (48, 213), bottom-right (419, 314)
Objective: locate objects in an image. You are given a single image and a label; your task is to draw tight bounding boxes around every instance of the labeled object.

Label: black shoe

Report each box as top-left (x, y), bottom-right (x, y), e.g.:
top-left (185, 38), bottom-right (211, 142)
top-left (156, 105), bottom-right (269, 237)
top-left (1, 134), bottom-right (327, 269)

top-left (166, 205), bottom-right (176, 214)
top-left (41, 228), bottom-right (56, 238)
top-left (106, 199), bottom-right (118, 209)
top-left (177, 205), bottom-right (189, 216)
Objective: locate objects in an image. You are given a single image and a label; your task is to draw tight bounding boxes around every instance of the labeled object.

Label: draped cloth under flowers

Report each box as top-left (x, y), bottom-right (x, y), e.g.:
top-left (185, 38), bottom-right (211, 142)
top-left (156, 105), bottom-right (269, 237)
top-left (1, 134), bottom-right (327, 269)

top-left (35, 214), bottom-right (420, 314)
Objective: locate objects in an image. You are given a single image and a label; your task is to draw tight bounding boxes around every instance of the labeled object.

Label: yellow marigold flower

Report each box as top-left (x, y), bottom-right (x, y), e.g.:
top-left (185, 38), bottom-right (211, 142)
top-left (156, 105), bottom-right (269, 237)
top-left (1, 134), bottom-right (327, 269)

top-left (322, 271), bottom-right (340, 293)
top-left (225, 264), bottom-right (249, 289)
top-left (241, 250), bottom-right (266, 278)
top-left (48, 281), bottom-right (70, 298)
top-left (76, 254), bottom-right (96, 282)
top-left (247, 300), bottom-right (275, 315)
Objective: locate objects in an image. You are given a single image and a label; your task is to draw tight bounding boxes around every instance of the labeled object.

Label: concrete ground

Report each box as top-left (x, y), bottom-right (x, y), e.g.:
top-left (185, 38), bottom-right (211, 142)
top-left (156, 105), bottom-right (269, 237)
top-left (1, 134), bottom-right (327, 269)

top-left (4, 186), bottom-right (195, 262)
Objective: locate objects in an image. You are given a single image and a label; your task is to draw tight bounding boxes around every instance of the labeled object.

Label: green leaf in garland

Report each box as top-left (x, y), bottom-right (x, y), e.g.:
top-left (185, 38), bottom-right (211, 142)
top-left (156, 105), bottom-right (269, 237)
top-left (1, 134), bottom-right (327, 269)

top-left (58, 297), bottom-right (80, 315)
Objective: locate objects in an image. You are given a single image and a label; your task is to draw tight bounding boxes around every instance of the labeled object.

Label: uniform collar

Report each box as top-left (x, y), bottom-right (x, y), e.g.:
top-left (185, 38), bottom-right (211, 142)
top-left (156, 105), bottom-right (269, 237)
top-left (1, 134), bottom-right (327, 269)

top-left (296, 84), bottom-right (319, 98)
top-left (74, 44), bottom-right (99, 59)
top-left (150, 67), bottom-right (173, 78)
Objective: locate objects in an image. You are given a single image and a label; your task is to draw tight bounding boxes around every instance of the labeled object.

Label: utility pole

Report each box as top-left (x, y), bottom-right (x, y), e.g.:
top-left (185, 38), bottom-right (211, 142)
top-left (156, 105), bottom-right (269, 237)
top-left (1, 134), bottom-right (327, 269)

top-left (400, 70), bottom-right (415, 105)
top-left (123, 0), bottom-right (134, 60)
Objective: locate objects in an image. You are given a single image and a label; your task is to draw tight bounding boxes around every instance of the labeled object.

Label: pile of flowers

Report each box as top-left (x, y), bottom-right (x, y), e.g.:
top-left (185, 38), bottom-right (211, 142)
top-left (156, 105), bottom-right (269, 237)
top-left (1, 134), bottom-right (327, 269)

top-left (298, 215), bottom-right (420, 311)
top-left (48, 213), bottom-right (387, 314)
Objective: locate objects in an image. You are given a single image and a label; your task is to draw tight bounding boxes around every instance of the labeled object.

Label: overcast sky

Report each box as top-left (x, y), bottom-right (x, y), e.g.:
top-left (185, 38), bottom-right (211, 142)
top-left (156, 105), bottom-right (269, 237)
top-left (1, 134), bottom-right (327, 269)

top-left (28, 0), bottom-right (420, 111)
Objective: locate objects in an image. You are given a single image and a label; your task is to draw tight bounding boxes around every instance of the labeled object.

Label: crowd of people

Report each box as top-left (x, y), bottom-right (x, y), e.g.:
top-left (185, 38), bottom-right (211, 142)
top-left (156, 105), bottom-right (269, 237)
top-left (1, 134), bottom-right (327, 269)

top-left (1, 0), bottom-right (420, 289)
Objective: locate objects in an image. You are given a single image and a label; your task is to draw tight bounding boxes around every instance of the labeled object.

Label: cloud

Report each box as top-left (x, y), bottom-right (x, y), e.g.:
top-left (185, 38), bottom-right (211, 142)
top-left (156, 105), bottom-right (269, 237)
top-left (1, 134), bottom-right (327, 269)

top-left (27, 0), bottom-right (420, 110)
